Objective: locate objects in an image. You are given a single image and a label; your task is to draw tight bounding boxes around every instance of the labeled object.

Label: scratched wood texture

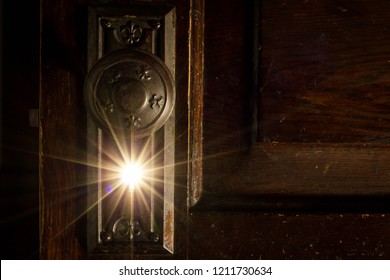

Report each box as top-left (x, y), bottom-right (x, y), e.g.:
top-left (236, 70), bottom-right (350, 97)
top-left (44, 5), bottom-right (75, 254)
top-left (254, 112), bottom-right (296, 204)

top-left (189, 0), bottom-right (390, 259)
top-left (40, 0), bottom-right (390, 259)
top-left (189, 213), bottom-right (390, 259)
top-left (260, 0), bottom-right (390, 143)
top-left (40, 0), bottom-right (88, 259)
top-left (200, 0), bottom-right (390, 200)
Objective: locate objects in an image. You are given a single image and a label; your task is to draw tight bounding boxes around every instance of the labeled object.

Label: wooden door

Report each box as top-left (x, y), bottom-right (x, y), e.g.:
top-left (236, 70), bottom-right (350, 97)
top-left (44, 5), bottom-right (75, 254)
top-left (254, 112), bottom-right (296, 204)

top-left (40, 0), bottom-right (190, 259)
top-left (187, 0), bottom-right (390, 259)
top-left (40, 0), bottom-right (390, 259)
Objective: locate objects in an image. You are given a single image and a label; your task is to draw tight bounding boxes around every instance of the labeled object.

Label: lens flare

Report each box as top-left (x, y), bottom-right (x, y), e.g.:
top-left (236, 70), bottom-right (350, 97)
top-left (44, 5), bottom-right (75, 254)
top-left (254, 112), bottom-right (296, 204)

top-left (120, 163), bottom-right (144, 191)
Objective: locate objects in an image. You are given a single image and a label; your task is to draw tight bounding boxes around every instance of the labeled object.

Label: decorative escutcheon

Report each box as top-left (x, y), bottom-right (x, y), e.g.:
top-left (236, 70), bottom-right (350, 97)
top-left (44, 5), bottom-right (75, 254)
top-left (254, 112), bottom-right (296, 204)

top-left (84, 48), bottom-right (175, 138)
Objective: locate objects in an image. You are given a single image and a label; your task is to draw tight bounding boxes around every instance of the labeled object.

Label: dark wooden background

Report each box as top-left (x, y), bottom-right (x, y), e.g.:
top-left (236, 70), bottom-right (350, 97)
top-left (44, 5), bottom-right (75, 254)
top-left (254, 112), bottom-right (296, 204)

top-left (189, 0), bottom-right (390, 259)
top-left (2, 0), bottom-right (390, 259)
top-left (260, 0), bottom-right (390, 143)
top-left (0, 0), bottom-right (40, 259)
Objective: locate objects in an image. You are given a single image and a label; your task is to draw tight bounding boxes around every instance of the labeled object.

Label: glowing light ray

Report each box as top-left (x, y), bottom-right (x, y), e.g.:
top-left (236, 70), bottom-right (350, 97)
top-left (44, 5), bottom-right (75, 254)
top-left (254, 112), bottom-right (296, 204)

top-left (40, 180), bottom-right (124, 251)
top-left (140, 136), bottom-right (173, 167)
top-left (99, 147), bottom-right (127, 170)
top-left (35, 105), bottom-right (261, 255)
top-left (139, 130), bottom-right (189, 168)
top-left (103, 132), bottom-right (178, 193)
top-left (118, 128), bottom-right (177, 170)
top-left (56, 172), bottom-right (126, 191)
top-left (97, 102), bottom-right (133, 168)
top-left (104, 181), bottom-right (128, 227)
top-left (102, 144), bottom-right (128, 169)
top-left (41, 162), bottom-right (182, 254)
top-left (43, 138), bottom-right (237, 250)
top-left (135, 184), bottom-right (152, 215)
top-left (142, 180), bottom-right (166, 202)
top-left (148, 146), bottom-right (246, 175)
top-left (120, 172), bottom-right (168, 203)
top-left (42, 153), bottom-right (120, 172)
top-left (120, 163), bottom-right (144, 191)
top-left (135, 134), bottom-right (154, 167)
top-left (140, 175), bottom-right (187, 191)
top-left (86, 132), bottom-right (129, 169)
top-left (44, 124), bottom-right (245, 192)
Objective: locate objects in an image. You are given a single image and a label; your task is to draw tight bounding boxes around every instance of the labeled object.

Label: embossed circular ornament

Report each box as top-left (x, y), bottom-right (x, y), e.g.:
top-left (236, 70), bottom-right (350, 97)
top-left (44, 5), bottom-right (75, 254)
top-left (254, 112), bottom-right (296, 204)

top-left (84, 48), bottom-right (175, 138)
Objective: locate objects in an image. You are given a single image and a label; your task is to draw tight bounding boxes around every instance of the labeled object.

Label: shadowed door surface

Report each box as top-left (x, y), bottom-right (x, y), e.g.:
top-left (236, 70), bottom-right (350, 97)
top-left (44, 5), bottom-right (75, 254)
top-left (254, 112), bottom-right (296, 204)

top-left (39, 0), bottom-right (390, 259)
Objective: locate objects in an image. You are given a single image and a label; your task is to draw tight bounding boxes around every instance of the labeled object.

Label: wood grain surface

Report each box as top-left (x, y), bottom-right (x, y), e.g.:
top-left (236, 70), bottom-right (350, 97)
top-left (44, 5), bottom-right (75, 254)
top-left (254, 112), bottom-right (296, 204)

top-left (260, 0), bottom-right (390, 142)
top-left (189, 0), bottom-right (390, 259)
top-left (39, 0), bottom-right (390, 259)
top-left (189, 212), bottom-right (390, 259)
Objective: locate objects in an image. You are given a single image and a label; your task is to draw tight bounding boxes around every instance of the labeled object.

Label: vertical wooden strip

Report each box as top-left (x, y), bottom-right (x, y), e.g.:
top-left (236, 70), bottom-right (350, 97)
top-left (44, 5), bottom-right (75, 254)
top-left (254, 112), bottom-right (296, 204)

top-left (163, 7), bottom-right (176, 254)
top-left (86, 7), bottom-right (100, 253)
top-left (172, 0), bottom-right (191, 259)
top-left (150, 134), bottom-right (155, 232)
top-left (188, 0), bottom-right (204, 206)
top-left (40, 0), bottom-right (85, 259)
top-left (164, 113), bottom-right (175, 253)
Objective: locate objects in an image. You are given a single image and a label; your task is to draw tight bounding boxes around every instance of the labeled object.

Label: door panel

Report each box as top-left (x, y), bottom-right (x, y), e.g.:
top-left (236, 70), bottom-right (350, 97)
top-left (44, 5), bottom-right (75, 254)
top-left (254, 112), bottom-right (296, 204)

top-left (196, 0), bottom-right (390, 204)
top-left (40, 0), bottom-right (390, 259)
top-left (188, 0), bottom-right (390, 259)
top-left (261, 0), bottom-right (390, 143)
top-left (189, 213), bottom-right (390, 259)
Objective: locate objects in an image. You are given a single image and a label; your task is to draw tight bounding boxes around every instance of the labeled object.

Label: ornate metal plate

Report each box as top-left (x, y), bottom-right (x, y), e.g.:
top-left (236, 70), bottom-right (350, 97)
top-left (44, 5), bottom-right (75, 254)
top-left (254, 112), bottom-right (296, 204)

top-left (84, 48), bottom-right (175, 138)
